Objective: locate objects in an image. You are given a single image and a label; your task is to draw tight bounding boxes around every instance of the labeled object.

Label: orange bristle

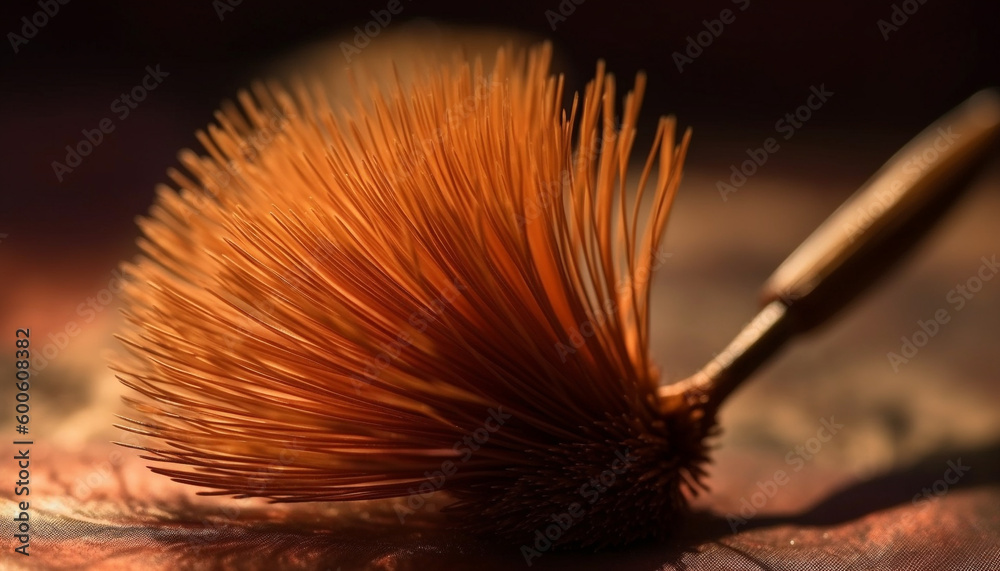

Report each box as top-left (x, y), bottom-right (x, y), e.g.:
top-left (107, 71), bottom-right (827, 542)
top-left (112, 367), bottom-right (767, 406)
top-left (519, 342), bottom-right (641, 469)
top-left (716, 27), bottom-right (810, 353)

top-left (113, 42), bottom-right (708, 549)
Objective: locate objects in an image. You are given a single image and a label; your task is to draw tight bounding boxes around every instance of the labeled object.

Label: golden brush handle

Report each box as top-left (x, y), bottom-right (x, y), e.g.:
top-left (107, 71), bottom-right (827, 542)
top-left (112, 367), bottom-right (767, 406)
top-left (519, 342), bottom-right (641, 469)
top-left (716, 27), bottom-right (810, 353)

top-left (660, 89), bottom-right (1000, 412)
top-left (761, 88), bottom-right (1000, 329)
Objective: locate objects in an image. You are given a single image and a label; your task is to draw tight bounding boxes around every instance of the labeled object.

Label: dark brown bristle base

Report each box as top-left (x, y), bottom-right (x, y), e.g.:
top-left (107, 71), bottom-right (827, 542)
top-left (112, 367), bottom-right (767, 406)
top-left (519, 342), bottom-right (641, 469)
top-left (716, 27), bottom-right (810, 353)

top-left (449, 406), bottom-right (715, 549)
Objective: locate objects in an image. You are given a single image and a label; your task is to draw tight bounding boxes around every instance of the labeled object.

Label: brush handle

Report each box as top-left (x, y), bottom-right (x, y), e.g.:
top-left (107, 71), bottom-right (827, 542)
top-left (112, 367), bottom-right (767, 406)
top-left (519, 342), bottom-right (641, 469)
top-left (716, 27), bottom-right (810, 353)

top-left (660, 89), bottom-right (1000, 412)
top-left (760, 89), bottom-right (1000, 324)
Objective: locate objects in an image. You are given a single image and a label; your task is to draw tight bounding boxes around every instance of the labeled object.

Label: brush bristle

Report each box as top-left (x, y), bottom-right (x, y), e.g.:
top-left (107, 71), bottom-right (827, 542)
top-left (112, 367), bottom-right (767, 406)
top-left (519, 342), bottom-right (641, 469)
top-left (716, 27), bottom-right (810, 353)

top-left (114, 41), bottom-right (707, 548)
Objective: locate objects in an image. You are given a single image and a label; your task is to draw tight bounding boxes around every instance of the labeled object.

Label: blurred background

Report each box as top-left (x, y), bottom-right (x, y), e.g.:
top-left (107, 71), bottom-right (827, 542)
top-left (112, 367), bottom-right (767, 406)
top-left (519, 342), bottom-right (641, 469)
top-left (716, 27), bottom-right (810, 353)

top-left (1, 0), bottom-right (998, 268)
top-left (1, 0), bottom-right (999, 568)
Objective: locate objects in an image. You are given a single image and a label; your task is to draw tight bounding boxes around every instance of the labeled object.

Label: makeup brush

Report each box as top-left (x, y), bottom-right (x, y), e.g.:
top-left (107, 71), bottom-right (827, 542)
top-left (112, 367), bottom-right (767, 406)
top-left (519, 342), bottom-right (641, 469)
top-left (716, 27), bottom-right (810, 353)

top-left (113, 41), bottom-right (1000, 551)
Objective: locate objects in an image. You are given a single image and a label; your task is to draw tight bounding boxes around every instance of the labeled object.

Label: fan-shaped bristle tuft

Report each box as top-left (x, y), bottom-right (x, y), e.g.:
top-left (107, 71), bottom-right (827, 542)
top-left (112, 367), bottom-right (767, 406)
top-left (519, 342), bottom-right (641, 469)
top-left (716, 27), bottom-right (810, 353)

top-left (115, 41), bottom-right (703, 549)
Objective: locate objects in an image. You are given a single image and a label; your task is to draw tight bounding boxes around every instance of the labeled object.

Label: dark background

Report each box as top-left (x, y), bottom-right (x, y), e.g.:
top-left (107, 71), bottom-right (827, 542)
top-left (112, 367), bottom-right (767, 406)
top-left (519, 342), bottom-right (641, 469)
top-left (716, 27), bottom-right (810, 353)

top-left (1, 0), bottom-right (998, 273)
